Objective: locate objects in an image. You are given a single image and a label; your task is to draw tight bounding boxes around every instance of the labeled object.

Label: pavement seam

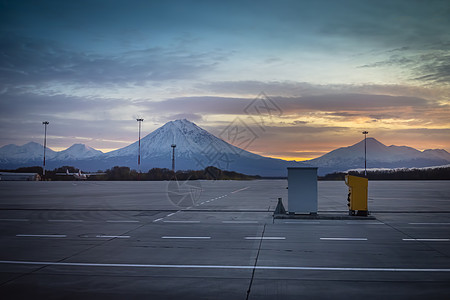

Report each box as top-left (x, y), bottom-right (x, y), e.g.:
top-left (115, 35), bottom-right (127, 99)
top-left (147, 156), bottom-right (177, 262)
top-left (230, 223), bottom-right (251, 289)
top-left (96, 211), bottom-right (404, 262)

top-left (246, 223), bottom-right (266, 300)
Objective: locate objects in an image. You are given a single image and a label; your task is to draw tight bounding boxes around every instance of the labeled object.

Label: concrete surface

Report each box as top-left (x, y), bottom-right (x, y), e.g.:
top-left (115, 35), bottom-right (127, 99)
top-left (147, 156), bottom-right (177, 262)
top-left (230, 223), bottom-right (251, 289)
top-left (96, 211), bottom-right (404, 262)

top-left (0, 180), bottom-right (449, 299)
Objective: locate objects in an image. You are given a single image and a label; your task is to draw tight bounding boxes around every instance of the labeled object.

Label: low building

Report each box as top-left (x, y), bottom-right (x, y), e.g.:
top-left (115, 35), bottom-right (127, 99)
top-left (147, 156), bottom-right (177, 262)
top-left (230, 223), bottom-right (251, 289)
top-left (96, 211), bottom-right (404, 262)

top-left (0, 172), bottom-right (41, 181)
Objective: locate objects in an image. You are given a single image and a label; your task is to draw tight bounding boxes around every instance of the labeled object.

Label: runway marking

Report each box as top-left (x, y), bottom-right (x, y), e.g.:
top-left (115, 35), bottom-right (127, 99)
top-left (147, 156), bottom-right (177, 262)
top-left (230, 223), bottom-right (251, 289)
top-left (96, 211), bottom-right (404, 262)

top-left (231, 186), bottom-right (250, 194)
top-left (284, 221), bottom-right (321, 224)
top-left (0, 219), bottom-right (29, 222)
top-left (166, 213), bottom-right (176, 217)
top-left (107, 220), bottom-right (140, 223)
top-left (95, 235), bottom-right (130, 239)
top-left (161, 236), bottom-right (211, 239)
top-left (163, 220), bottom-right (200, 223)
top-left (2, 260), bottom-right (450, 272)
top-left (153, 218), bottom-right (163, 222)
top-left (222, 221), bottom-right (258, 224)
top-left (346, 222), bottom-right (383, 225)
top-left (320, 237), bottom-right (368, 241)
top-left (409, 223), bottom-right (450, 225)
top-left (402, 238), bottom-right (449, 242)
top-left (48, 219), bottom-right (84, 223)
top-left (245, 237), bottom-right (286, 240)
top-left (16, 234), bottom-right (67, 238)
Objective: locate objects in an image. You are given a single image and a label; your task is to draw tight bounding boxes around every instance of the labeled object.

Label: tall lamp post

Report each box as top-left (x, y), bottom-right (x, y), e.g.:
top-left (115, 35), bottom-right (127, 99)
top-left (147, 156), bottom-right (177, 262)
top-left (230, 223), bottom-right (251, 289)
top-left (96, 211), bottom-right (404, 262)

top-left (362, 131), bottom-right (368, 177)
top-left (136, 118), bottom-right (144, 177)
top-left (171, 144), bottom-right (176, 172)
top-left (42, 121), bottom-right (49, 177)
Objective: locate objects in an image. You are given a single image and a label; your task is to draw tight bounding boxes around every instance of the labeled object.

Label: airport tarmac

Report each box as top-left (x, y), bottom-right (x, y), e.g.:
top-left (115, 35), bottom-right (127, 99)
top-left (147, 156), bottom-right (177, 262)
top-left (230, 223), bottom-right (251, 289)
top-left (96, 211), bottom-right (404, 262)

top-left (0, 180), bottom-right (449, 299)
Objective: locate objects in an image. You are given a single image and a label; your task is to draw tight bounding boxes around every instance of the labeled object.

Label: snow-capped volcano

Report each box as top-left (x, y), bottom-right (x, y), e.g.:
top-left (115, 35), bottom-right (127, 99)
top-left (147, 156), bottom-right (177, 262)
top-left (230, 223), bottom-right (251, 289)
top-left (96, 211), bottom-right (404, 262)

top-left (106, 119), bottom-right (259, 160)
top-left (54, 143), bottom-right (103, 160)
top-left (103, 119), bottom-right (279, 174)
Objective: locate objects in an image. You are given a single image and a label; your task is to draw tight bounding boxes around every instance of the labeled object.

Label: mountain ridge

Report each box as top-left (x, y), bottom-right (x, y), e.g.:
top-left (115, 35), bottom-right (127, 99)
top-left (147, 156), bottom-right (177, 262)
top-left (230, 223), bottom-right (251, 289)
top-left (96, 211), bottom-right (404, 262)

top-left (0, 119), bottom-right (449, 176)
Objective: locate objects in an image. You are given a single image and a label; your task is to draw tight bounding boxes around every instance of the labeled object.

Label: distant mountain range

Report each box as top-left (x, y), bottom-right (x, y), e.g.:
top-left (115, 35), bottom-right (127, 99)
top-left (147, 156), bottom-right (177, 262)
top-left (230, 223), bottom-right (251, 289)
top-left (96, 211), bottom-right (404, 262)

top-left (306, 137), bottom-right (450, 175)
top-left (1, 119), bottom-right (449, 176)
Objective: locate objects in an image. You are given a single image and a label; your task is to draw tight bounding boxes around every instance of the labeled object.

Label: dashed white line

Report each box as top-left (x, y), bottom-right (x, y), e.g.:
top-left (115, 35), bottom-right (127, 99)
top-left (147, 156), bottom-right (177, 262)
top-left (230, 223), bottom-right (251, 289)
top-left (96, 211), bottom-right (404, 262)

top-left (346, 222), bottom-right (383, 225)
top-left (153, 218), bottom-right (163, 222)
top-left (403, 238), bottom-right (449, 242)
top-left (3, 260), bottom-right (449, 272)
top-left (231, 187), bottom-right (250, 194)
top-left (284, 221), bottom-right (321, 224)
top-left (163, 220), bottom-right (200, 223)
top-left (245, 237), bottom-right (286, 240)
top-left (320, 237), bottom-right (368, 241)
top-left (161, 236), bottom-right (211, 239)
top-left (16, 234), bottom-right (67, 238)
top-left (409, 223), bottom-right (450, 225)
top-left (222, 221), bottom-right (258, 224)
top-left (48, 219), bottom-right (83, 223)
top-left (166, 213), bottom-right (176, 217)
top-left (106, 220), bottom-right (140, 223)
top-left (95, 235), bottom-right (130, 239)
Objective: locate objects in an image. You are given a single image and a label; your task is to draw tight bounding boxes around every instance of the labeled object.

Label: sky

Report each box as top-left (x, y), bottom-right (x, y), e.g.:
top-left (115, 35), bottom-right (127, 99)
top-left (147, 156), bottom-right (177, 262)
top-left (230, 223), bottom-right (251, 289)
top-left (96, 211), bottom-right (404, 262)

top-left (0, 0), bottom-right (449, 161)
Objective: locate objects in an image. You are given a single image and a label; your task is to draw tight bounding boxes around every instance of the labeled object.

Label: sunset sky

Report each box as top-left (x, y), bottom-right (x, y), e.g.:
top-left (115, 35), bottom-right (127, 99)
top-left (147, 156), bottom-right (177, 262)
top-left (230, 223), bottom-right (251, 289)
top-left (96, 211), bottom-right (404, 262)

top-left (1, 0), bottom-right (449, 161)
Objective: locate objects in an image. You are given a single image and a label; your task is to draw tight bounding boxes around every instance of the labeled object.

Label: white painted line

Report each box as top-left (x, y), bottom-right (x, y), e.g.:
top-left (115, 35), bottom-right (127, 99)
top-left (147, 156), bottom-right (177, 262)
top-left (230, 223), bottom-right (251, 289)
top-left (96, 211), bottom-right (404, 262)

top-left (16, 234), bottom-right (67, 238)
top-left (2, 260), bottom-right (450, 272)
top-left (163, 220), bottom-right (200, 223)
top-left (107, 220), bottom-right (139, 223)
top-left (245, 237), bottom-right (286, 240)
top-left (48, 219), bottom-right (83, 223)
top-left (166, 213), bottom-right (176, 217)
top-left (0, 219), bottom-right (29, 222)
top-left (153, 218), bottom-right (163, 222)
top-left (284, 221), bottom-right (321, 224)
top-left (346, 222), bottom-right (383, 225)
top-left (320, 237), bottom-right (368, 241)
top-left (409, 223), bottom-right (450, 225)
top-left (231, 187), bottom-right (250, 194)
top-left (222, 221), bottom-right (258, 224)
top-left (95, 235), bottom-right (130, 239)
top-left (161, 236), bottom-right (211, 239)
top-left (403, 238), bottom-right (449, 242)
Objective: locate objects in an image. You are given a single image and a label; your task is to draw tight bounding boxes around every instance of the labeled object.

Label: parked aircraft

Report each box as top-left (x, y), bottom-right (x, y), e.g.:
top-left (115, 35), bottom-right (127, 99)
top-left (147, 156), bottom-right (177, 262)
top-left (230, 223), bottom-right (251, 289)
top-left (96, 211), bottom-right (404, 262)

top-left (56, 170), bottom-right (105, 180)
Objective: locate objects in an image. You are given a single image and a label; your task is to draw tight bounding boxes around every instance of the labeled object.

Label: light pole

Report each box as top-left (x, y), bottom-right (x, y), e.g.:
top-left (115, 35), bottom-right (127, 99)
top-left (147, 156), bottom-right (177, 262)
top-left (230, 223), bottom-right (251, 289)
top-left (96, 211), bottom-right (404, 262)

top-left (171, 144), bottom-right (176, 172)
top-left (362, 131), bottom-right (368, 177)
top-left (136, 118), bottom-right (144, 176)
top-left (42, 121), bottom-right (49, 177)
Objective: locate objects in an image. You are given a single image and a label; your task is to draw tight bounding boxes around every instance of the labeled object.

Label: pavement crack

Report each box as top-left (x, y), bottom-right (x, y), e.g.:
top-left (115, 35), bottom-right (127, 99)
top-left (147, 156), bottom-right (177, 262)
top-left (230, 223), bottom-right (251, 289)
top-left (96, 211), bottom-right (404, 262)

top-left (246, 223), bottom-right (266, 300)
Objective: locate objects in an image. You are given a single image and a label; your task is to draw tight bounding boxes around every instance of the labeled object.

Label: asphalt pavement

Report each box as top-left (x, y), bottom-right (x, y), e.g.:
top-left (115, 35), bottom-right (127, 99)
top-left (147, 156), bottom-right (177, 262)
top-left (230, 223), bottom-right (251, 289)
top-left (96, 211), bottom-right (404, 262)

top-left (0, 180), bottom-right (449, 299)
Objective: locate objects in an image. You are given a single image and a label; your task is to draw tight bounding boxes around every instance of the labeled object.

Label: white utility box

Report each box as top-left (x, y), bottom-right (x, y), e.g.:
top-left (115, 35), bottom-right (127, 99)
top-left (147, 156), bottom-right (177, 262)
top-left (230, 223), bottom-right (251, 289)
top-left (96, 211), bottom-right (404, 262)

top-left (287, 167), bottom-right (318, 214)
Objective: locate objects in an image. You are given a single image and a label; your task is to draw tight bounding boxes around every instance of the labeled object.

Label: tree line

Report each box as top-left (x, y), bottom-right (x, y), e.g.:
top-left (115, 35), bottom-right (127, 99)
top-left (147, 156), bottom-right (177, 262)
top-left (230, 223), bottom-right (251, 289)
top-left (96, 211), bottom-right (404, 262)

top-left (2, 166), bottom-right (448, 181)
top-left (320, 167), bottom-right (450, 180)
top-left (0, 166), bottom-right (261, 181)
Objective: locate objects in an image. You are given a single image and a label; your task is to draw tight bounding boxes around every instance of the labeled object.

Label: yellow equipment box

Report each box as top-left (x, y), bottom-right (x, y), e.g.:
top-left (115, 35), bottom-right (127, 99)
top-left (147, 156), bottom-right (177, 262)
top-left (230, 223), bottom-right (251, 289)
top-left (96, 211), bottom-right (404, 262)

top-left (345, 175), bottom-right (368, 216)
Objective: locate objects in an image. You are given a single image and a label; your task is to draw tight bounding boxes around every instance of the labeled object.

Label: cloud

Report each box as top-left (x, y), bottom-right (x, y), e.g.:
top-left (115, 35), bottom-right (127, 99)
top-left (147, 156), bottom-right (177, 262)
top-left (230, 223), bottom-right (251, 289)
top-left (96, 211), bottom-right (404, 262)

top-left (358, 50), bottom-right (450, 85)
top-left (197, 80), bottom-right (450, 101)
top-left (0, 34), bottom-right (225, 91)
top-left (319, 0), bottom-right (450, 47)
top-left (160, 113), bottom-right (204, 123)
top-left (143, 93), bottom-right (433, 117)
top-left (413, 53), bottom-right (450, 84)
